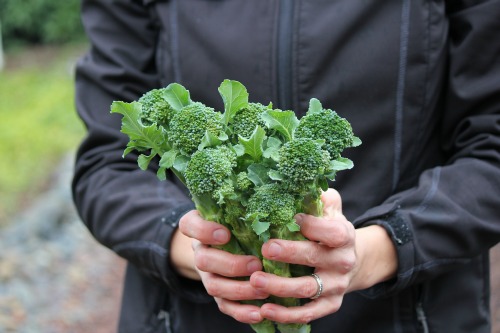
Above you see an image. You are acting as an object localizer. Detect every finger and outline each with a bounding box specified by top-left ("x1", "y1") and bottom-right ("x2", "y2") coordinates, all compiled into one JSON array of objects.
[
  {"x1": 214, "y1": 298, "x2": 264, "y2": 324},
  {"x1": 321, "y1": 188, "x2": 342, "y2": 218},
  {"x1": 199, "y1": 270, "x2": 268, "y2": 301},
  {"x1": 261, "y1": 240, "x2": 356, "y2": 273},
  {"x1": 193, "y1": 241, "x2": 262, "y2": 277},
  {"x1": 260, "y1": 297, "x2": 343, "y2": 324},
  {"x1": 179, "y1": 210, "x2": 230, "y2": 245},
  {"x1": 250, "y1": 271, "x2": 320, "y2": 299},
  {"x1": 295, "y1": 214, "x2": 355, "y2": 248}
]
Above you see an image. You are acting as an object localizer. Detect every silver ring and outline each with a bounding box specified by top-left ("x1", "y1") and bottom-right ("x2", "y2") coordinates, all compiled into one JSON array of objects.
[{"x1": 310, "y1": 273, "x2": 323, "y2": 299}]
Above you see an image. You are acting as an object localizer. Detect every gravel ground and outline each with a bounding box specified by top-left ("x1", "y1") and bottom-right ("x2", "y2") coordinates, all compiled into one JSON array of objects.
[{"x1": 0, "y1": 154, "x2": 498, "y2": 333}]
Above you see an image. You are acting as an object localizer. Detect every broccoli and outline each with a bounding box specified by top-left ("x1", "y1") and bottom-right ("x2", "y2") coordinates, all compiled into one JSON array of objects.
[
  {"x1": 111, "y1": 80, "x2": 360, "y2": 333},
  {"x1": 168, "y1": 102, "x2": 225, "y2": 155},
  {"x1": 139, "y1": 88, "x2": 177, "y2": 128},
  {"x1": 295, "y1": 99, "x2": 360, "y2": 159},
  {"x1": 230, "y1": 102, "x2": 269, "y2": 140},
  {"x1": 275, "y1": 138, "x2": 331, "y2": 216}
]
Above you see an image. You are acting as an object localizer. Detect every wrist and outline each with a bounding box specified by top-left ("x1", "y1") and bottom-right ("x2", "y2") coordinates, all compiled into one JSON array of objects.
[{"x1": 350, "y1": 225, "x2": 397, "y2": 291}]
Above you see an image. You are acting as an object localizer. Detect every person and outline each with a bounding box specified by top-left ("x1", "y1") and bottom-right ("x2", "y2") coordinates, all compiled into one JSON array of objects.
[{"x1": 72, "y1": 1, "x2": 500, "y2": 332}]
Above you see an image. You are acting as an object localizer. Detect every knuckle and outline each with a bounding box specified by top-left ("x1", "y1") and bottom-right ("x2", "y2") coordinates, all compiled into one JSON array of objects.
[
  {"x1": 204, "y1": 279, "x2": 220, "y2": 296},
  {"x1": 194, "y1": 251, "x2": 208, "y2": 271},
  {"x1": 334, "y1": 277, "x2": 349, "y2": 295},
  {"x1": 339, "y1": 253, "x2": 356, "y2": 273},
  {"x1": 298, "y1": 281, "x2": 318, "y2": 298},
  {"x1": 299, "y1": 311, "x2": 315, "y2": 324},
  {"x1": 304, "y1": 248, "x2": 321, "y2": 267},
  {"x1": 227, "y1": 259, "x2": 240, "y2": 276}
]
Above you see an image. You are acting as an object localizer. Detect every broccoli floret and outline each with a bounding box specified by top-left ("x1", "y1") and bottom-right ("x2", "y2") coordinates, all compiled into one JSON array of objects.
[
  {"x1": 276, "y1": 138, "x2": 331, "y2": 217},
  {"x1": 231, "y1": 102, "x2": 268, "y2": 139},
  {"x1": 235, "y1": 171, "x2": 253, "y2": 192},
  {"x1": 184, "y1": 145, "x2": 235, "y2": 199},
  {"x1": 138, "y1": 88, "x2": 176, "y2": 128},
  {"x1": 277, "y1": 138, "x2": 330, "y2": 187},
  {"x1": 247, "y1": 183, "x2": 296, "y2": 228},
  {"x1": 295, "y1": 107, "x2": 355, "y2": 159},
  {"x1": 168, "y1": 102, "x2": 225, "y2": 155}
]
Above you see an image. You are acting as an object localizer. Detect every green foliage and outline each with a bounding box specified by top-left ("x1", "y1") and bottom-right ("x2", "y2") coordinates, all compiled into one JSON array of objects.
[
  {"x1": 0, "y1": 0, "x2": 84, "y2": 48},
  {"x1": 0, "y1": 45, "x2": 85, "y2": 222},
  {"x1": 112, "y1": 80, "x2": 361, "y2": 333}
]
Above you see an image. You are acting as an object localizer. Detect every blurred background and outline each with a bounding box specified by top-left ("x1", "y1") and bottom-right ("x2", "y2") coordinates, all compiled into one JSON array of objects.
[
  {"x1": 0, "y1": 1, "x2": 125, "y2": 332},
  {"x1": 0, "y1": 1, "x2": 498, "y2": 332}
]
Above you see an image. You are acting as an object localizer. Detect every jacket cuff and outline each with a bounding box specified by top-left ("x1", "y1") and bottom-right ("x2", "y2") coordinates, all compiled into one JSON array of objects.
[
  {"x1": 353, "y1": 202, "x2": 416, "y2": 299},
  {"x1": 160, "y1": 202, "x2": 213, "y2": 303}
]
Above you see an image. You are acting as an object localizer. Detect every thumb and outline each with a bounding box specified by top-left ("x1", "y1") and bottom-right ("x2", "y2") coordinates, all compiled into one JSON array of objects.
[{"x1": 321, "y1": 188, "x2": 342, "y2": 218}]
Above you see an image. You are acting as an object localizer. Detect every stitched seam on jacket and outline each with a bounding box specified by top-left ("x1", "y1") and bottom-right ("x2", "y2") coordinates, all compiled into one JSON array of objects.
[
  {"x1": 113, "y1": 240, "x2": 167, "y2": 257},
  {"x1": 170, "y1": 0, "x2": 181, "y2": 83},
  {"x1": 393, "y1": 0, "x2": 411, "y2": 191},
  {"x1": 398, "y1": 257, "x2": 471, "y2": 280}
]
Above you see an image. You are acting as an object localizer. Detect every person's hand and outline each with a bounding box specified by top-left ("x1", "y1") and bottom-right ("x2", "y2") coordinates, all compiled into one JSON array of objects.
[
  {"x1": 248, "y1": 189, "x2": 397, "y2": 324},
  {"x1": 178, "y1": 210, "x2": 268, "y2": 324}
]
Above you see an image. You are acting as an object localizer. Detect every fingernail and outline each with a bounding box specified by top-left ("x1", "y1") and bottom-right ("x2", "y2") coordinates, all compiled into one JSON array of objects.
[
  {"x1": 213, "y1": 229, "x2": 229, "y2": 243},
  {"x1": 253, "y1": 275, "x2": 267, "y2": 289},
  {"x1": 295, "y1": 213, "x2": 304, "y2": 225},
  {"x1": 249, "y1": 311, "x2": 261, "y2": 322},
  {"x1": 262, "y1": 308, "x2": 275, "y2": 319},
  {"x1": 268, "y1": 242, "x2": 282, "y2": 257},
  {"x1": 247, "y1": 260, "x2": 261, "y2": 273}
]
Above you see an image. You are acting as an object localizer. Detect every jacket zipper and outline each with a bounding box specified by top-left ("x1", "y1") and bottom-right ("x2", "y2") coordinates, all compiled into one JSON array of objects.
[
  {"x1": 416, "y1": 301, "x2": 429, "y2": 333},
  {"x1": 276, "y1": 0, "x2": 295, "y2": 110}
]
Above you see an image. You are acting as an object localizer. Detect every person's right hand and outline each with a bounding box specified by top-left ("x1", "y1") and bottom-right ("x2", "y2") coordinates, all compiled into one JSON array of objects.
[{"x1": 178, "y1": 210, "x2": 268, "y2": 324}]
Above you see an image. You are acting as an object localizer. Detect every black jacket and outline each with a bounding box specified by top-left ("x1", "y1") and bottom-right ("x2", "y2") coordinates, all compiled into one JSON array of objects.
[{"x1": 73, "y1": 0, "x2": 500, "y2": 332}]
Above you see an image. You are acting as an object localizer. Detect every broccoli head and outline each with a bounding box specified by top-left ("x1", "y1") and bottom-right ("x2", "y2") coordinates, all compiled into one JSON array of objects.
[
  {"x1": 168, "y1": 102, "x2": 225, "y2": 155},
  {"x1": 138, "y1": 88, "x2": 176, "y2": 128},
  {"x1": 277, "y1": 138, "x2": 331, "y2": 188},
  {"x1": 247, "y1": 183, "x2": 296, "y2": 227},
  {"x1": 235, "y1": 171, "x2": 253, "y2": 192},
  {"x1": 230, "y1": 102, "x2": 268, "y2": 140},
  {"x1": 295, "y1": 107, "x2": 355, "y2": 159},
  {"x1": 184, "y1": 145, "x2": 236, "y2": 200}
]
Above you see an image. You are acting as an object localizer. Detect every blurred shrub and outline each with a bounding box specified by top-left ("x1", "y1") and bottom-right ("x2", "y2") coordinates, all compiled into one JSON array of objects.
[{"x1": 0, "y1": 0, "x2": 84, "y2": 48}]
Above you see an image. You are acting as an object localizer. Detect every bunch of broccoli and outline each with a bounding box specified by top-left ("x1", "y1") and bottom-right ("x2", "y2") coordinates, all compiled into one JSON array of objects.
[{"x1": 111, "y1": 80, "x2": 361, "y2": 333}]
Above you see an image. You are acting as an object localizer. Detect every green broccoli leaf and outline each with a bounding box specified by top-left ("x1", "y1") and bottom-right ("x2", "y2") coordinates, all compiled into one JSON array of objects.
[
  {"x1": 163, "y1": 83, "x2": 191, "y2": 112},
  {"x1": 330, "y1": 157, "x2": 354, "y2": 171},
  {"x1": 173, "y1": 154, "x2": 190, "y2": 173},
  {"x1": 252, "y1": 219, "x2": 271, "y2": 236},
  {"x1": 238, "y1": 126, "x2": 266, "y2": 161},
  {"x1": 232, "y1": 144, "x2": 245, "y2": 156},
  {"x1": 268, "y1": 169, "x2": 284, "y2": 181},
  {"x1": 159, "y1": 150, "x2": 178, "y2": 169},
  {"x1": 111, "y1": 101, "x2": 169, "y2": 157},
  {"x1": 261, "y1": 110, "x2": 299, "y2": 142},
  {"x1": 138, "y1": 153, "x2": 156, "y2": 170},
  {"x1": 198, "y1": 130, "x2": 228, "y2": 150},
  {"x1": 352, "y1": 136, "x2": 362, "y2": 147},
  {"x1": 247, "y1": 163, "x2": 271, "y2": 186},
  {"x1": 219, "y1": 80, "x2": 249, "y2": 125},
  {"x1": 263, "y1": 137, "x2": 282, "y2": 160},
  {"x1": 286, "y1": 221, "x2": 301, "y2": 232},
  {"x1": 307, "y1": 98, "x2": 323, "y2": 115}
]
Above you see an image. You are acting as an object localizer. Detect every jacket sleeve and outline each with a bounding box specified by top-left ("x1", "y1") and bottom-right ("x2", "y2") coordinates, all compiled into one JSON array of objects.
[
  {"x1": 354, "y1": 0, "x2": 500, "y2": 296},
  {"x1": 72, "y1": 0, "x2": 205, "y2": 301}
]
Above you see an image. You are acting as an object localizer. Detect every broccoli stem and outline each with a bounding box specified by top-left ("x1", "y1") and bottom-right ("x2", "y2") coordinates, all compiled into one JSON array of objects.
[
  {"x1": 191, "y1": 194, "x2": 244, "y2": 255},
  {"x1": 275, "y1": 323, "x2": 311, "y2": 333},
  {"x1": 249, "y1": 317, "x2": 276, "y2": 333},
  {"x1": 223, "y1": 199, "x2": 264, "y2": 258}
]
